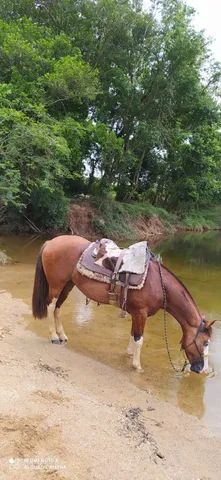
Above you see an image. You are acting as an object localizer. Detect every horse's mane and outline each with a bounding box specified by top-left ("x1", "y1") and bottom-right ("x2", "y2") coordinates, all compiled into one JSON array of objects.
[{"x1": 160, "y1": 262, "x2": 201, "y2": 316}]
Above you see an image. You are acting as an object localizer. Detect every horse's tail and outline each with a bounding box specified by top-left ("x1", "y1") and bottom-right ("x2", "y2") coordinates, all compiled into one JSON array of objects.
[{"x1": 32, "y1": 246, "x2": 49, "y2": 319}]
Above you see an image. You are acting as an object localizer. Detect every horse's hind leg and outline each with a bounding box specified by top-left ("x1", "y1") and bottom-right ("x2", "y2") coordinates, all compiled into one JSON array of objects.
[
  {"x1": 54, "y1": 280, "x2": 74, "y2": 343},
  {"x1": 48, "y1": 298, "x2": 60, "y2": 344}
]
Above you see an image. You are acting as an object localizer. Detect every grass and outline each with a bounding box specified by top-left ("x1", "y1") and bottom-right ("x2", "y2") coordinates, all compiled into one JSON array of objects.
[
  {"x1": 91, "y1": 197, "x2": 176, "y2": 240},
  {"x1": 71, "y1": 195, "x2": 221, "y2": 240},
  {"x1": 180, "y1": 205, "x2": 221, "y2": 230},
  {"x1": 123, "y1": 202, "x2": 175, "y2": 227}
]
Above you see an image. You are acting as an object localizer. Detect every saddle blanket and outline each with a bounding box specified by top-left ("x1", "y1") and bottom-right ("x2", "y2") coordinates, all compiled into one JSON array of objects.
[{"x1": 77, "y1": 239, "x2": 151, "y2": 289}]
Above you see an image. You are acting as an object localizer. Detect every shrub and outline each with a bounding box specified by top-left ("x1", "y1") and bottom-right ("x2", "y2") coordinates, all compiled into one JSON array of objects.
[{"x1": 29, "y1": 187, "x2": 69, "y2": 229}]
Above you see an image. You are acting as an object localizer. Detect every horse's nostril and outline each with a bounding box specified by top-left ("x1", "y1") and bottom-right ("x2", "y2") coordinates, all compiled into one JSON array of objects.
[{"x1": 190, "y1": 359, "x2": 204, "y2": 374}]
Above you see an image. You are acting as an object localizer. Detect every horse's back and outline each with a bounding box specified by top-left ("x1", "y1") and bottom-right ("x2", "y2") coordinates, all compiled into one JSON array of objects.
[
  {"x1": 42, "y1": 235, "x2": 90, "y2": 287},
  {"x1": 45, "y1": 235, "x2": 89, "y2": 250}
]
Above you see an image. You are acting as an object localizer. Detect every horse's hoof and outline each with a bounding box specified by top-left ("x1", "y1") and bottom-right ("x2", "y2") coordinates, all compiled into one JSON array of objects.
[
  {"x1": 138, "y1": 368, "x2": 144, "y2": 373},
  {"x1": 59, "y1": 338, "x2": 68, "y2": 344},
  {"x1": 132, "y1": 365, "x2": 144, "y2": 373},
  {"x1": 51, "y1": 338, "x2": 61, "y2": 344},
  {"x1": 58, "y1": 334, "x2": 68, "y2": 343}
]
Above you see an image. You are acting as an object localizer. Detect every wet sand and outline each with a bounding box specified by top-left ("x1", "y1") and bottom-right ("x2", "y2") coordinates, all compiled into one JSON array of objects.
[{"x1": 1, "y1": 291, "x2": 221, "y2": 480}]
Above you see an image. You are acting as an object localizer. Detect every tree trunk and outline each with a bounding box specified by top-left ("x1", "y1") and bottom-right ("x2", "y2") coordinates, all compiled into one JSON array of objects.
[
  {"x1": 126, "y1": 149, "x2": 146, "y2": 199},
  {"x1": 88, "y1": 161, "x2": 96, "y2": 191}
]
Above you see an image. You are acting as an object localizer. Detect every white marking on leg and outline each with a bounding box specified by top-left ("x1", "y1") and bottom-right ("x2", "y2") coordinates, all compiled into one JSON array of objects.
[
  {"x1": 127, "y1": 335, "x2": 135, "y2": 356},
  {"x1": 54, "y1": 307, "x2": 68, "y2": 342},
  {"x1": 48, "y1": 298, "x2": 60, "y2": 343},
  {"x1": 132, "y1": 336, "x2": 144, "y2": 371}
]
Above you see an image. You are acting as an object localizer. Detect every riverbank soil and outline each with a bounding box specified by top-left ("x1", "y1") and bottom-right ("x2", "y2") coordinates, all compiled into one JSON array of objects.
[
  {"x1": 1, "y1": 291, "x2": 221, "y2": 480},
  {"x1": 68, "y1": 202, "x2": 169, "y2": 241}
]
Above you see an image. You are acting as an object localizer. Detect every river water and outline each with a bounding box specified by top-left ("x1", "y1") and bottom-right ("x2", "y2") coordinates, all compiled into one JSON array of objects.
[{"x1": 0, "y1": 232, "x2": 221, "y2": 434}]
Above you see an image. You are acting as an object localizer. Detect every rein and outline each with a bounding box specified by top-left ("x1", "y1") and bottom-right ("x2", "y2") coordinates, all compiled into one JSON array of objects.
[{"x1": 158, "y1": 261, "x2": 188, "y2": 374}]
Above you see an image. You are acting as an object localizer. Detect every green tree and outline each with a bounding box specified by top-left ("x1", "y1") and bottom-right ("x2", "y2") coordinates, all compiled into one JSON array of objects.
[{"x1": 0, "y1": 0, "x2": 221, "y2": 230}]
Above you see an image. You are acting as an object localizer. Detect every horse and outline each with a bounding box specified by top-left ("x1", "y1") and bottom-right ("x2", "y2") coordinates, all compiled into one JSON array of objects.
[{"x1": 32, "y1": 235, "x2": 214, "y2": 373}]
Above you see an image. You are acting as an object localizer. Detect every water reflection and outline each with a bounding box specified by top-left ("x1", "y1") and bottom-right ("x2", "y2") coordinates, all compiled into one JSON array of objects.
[
  {"x1": 75, "y1": 297, "x2": 94, "y2": 326},
  {"x1": 155, "y1": 232, "x2": 221, "y2": 322},
  {"x1": 1, "y1": 232, "x2": 221, "y2": 434},
  {"x1": 177, "y1": 373, "x2": 206, "y2": 419},
  {"x1": 156, "y1": 231, "x2": 221, "y2": 268}
]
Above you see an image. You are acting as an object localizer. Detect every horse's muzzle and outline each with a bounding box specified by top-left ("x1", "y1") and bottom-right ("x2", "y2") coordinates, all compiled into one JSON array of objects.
[{"x1": 190, "y1": 358, "x2": 204, "y2": 374}]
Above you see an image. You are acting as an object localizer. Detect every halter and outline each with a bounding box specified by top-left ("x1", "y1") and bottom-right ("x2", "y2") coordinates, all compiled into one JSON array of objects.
[
  {"x1": 158, "y1": 260, "x2": 205, "y2": 374},
  {"x1": 184, "y1": 319, "x2": 206, "y2": 358}
]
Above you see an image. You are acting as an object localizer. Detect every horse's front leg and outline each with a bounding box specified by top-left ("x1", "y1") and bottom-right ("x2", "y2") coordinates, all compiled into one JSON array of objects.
[{"x1": 130, "y1": 310, "x2": 147, "y2": 372}]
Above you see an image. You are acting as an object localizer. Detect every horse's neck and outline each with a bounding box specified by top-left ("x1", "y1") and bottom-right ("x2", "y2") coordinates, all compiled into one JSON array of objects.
[{"x1": 163, "y1": 266, "x2": 201, "y2": 334}]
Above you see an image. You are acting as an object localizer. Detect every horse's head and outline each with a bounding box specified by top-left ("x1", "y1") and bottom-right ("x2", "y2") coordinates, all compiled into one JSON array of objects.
[{"x1": 183, "y1": 319, "x2": 215, "y2": 373}]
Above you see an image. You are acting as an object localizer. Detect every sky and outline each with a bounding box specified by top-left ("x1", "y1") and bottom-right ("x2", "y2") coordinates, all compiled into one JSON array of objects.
[
  {"x1": 187, "y1": 0, "x2": 221, "y2": 61},
  {"x1": 143, "y1": 0, "x2": 221, "y2": 62}
]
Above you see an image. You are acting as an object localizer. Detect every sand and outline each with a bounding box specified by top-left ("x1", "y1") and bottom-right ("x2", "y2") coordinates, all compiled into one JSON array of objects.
[{"x1": 0, "y1": 291, "x2": 221, "y2": 480}]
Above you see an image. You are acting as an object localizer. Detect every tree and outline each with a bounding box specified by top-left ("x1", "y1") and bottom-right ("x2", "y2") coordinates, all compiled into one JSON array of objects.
[{"x1": 0, "y1": 0, "x2": 221, "y2": 230}]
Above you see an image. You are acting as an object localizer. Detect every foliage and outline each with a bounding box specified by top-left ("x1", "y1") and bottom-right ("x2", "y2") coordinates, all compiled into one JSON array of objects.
[
  {"x1": 92, "y1": 196, "x2": 175, "y2": 240},
  {"x1": 181, "y1": 206, "x2": 221, "y2": 230},
  {"x1": 0, "y1": 0, "x2": 221, "y2": 230},
  {"x1": 30, "y1": 187, "x2": 69, "y2": 229}
]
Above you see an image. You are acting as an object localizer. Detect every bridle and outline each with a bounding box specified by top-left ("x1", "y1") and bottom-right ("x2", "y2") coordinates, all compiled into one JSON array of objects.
[
  {"x1": 184, "y1": 319, "x2": 207, "y2": 358},
  {"x1": 157, "y1": 260, "x2": 205, "y2": 374}
]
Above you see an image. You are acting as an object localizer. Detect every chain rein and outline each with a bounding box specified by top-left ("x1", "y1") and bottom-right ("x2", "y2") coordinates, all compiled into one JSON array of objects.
[{"x1": 158, "y1": 260, "x2": 188, "y2": 374}]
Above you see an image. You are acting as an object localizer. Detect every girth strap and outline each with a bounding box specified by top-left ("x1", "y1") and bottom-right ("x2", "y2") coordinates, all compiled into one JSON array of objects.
[
  {"x1": 120, "y1": 272, "x2": 130, "y2": 317},
  {"x1": 109, "y1": 250, "x2": 129, "y2": 313},
  {"x1": 111, "y1": 250, "x2": 126, "y2": 282}
]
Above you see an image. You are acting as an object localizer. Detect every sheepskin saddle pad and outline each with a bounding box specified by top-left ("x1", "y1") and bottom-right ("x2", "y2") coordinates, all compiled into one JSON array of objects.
[{"x1": 77, "y1": 238, "x2": 152, "y2": 289}]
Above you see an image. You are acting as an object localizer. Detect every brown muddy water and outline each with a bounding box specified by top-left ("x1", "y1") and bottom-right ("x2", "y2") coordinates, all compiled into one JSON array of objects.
[{"x1": 1, "y1": 232, "x2": 221, "y2": 434}]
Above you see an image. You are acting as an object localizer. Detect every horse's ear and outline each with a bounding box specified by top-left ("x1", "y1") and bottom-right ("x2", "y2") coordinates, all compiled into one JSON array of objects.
[
  {"x1": 204, "y1": 320, "x2": 216, "y2": 333},
  {"x1": 206, "y1": 320, "x2": 216, "y2": 328}
]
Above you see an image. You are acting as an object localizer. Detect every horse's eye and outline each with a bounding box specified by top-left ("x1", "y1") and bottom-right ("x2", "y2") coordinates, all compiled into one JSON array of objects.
[{"x1": 204, "y1": 340, "x2": 209, "y2": 347}]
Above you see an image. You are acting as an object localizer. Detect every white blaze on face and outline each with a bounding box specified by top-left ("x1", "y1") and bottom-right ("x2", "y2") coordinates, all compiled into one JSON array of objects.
[
  {"x1": 201, "y1": 340, "x2": 210, "y2": 373},
  {"x1": 204, "y1": 341, "x2": 210, "y2": 357},
  {"x1": 203, "y1": 355, "x2": 209, "y2": 373}
]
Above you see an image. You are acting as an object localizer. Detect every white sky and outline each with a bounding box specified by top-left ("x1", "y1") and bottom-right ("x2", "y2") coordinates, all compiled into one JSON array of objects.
[
  {"x1": 143, "y1": 0, "x2": 221, "y2": 62},
  {"x1": 187, "y1": 0, "x2": 221, "y2": 61}
]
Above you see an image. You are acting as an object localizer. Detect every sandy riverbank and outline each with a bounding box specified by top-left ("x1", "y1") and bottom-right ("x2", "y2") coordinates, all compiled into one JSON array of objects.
[{"x1": 0, "y1": 291, "x2": 221, "y2": 480}]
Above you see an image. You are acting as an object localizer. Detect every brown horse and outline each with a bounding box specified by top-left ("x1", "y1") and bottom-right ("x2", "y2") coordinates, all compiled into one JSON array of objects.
[{"x1": 32, "y1": 235, "x2": 213, "y2": 373}]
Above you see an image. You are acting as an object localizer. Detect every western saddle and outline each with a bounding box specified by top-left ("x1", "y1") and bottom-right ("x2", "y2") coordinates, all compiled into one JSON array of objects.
[{"x1": 77, "y1": 238, "x2": 152, "y2": 314}]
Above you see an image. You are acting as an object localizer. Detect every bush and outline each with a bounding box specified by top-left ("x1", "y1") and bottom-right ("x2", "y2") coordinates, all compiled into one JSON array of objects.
[
  {"x1": 91, "y1": 197, "x2": 174, "y2": 240},
  {"x1": 29, "y1": 187, "x2": 69, "y2": 229}
]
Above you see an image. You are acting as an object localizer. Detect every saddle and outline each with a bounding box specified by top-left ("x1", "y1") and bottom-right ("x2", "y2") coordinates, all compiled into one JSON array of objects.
[{"x1": 77, "y1": 239, "x2": 152, "y2": 313}]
